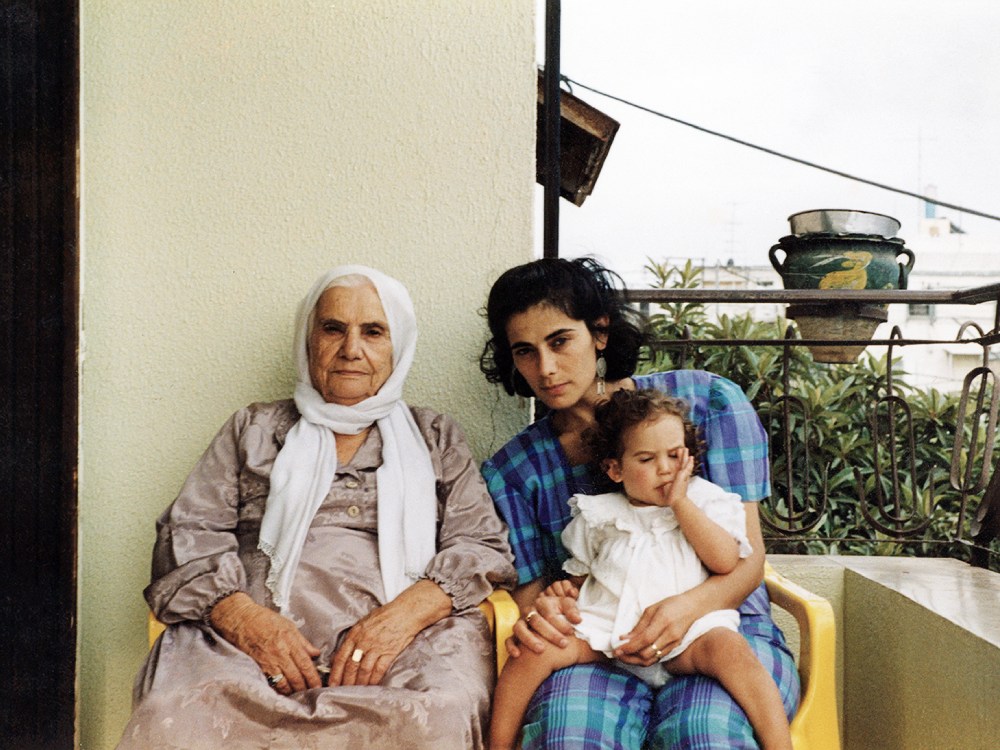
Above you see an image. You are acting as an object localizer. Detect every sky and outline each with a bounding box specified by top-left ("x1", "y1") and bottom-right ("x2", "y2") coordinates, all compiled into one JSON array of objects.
[{"x1": 537, "y1": 0, "x2": 1000, "y2": 284}]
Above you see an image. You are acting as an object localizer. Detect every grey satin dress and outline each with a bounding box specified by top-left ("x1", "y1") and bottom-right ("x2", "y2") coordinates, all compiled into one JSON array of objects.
[{"x1": 117, "y1": 400, "x2": 516, "y2": 750}]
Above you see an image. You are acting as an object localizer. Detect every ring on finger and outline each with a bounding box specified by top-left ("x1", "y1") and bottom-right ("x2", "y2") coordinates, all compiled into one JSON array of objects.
[
  {"x1": 266, "y1": 673, "x2": 286, "y2": 688},
  {"x1": 351, "y1": 648, "x2": 364, "y2": 663},
  {"x1": 524, "y1": 611, "x2": 538, "y2": 626},
  {"x1": 651, "y1": 642, "x2": 663, "y2": 659}
]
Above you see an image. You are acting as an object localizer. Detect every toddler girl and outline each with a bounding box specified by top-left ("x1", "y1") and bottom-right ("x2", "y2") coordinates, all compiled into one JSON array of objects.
[{"x1": 489, "y1": 388, "x2": 792, "y2": 750}]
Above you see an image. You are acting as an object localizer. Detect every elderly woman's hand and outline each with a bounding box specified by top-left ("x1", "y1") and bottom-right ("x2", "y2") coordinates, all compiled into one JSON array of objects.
[
  {"x1": 210, "y1": 592, "x2": 322, "y2": 695},
  {"x1": 328, "y1": 579, "x2": 452, "y2": 687}
]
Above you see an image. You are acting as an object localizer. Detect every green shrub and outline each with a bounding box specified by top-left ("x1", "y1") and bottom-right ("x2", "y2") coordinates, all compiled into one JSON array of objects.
[{"x1": 637, "y1": 259, "x2": 999, "y2": 569}]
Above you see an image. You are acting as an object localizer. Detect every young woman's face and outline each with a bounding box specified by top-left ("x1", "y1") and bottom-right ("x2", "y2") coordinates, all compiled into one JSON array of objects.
[
  {"x1": 606, "y1": 414, "x2": 686, "y2": 507},
  {"x1": 504, "y1": 303, "x2": 608, "y2": 411}
]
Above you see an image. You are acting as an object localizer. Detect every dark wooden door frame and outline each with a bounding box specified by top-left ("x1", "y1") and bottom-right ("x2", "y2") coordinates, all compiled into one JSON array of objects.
[{"x1": 1, "y1": 2, "x2": 79, "y2": 747}]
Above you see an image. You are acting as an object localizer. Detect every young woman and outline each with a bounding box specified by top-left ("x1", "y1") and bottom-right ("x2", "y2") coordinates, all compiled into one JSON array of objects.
[{"x1": 480, "y1": 257, "x2": 799, "y2": 749}]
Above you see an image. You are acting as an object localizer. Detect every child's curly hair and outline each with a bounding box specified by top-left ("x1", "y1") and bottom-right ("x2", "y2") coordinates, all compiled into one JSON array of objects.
[{"x1": 586, "y1": 388, "x2": 704, "y2": 475}]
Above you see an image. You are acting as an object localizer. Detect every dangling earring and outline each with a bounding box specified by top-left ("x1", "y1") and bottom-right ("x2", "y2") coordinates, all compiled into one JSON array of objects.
[{"x1": 595, "y1": 351, "x2": 607, "y2": 396}]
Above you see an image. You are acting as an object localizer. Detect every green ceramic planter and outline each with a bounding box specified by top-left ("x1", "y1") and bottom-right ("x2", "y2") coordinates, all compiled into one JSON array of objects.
[
  {"x1": 769, "y1": 235, "x2": 915, "y2": 291},
  {"x1": 769, "y1": 234, "x2": 915, "y2": 363}
]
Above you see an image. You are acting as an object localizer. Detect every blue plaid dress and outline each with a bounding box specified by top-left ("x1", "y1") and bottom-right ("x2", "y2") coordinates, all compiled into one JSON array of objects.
[{"x1": 482, "y1": 370, "x2": 800, "y2": 749}]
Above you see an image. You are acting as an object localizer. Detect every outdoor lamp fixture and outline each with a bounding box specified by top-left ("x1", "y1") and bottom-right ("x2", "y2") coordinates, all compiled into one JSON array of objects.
[{"x1": 535, "y1": 69, "x2": 619, "y2": 207}]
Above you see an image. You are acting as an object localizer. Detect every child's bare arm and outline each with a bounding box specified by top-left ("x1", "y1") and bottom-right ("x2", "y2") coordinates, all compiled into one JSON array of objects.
[{"x1": 669, "y1": 449, "x2": 740, "y2": 574}]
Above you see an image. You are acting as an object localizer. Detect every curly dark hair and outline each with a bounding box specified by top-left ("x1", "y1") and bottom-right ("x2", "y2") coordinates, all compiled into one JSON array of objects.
[
  {"x1": 586, "y1": 388, "x2": 704, "y2": 475},
  {"x1": 479, "y1": 257, "x2": 650, "y2": 398}
]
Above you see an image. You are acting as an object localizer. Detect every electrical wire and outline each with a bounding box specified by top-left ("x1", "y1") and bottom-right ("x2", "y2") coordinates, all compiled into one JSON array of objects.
[{"x1": 562, "y1": 74, "x2": 1000, "y2": 224}]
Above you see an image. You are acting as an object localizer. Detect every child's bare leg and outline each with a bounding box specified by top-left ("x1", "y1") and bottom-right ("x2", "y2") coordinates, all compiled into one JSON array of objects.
[
  {"x1": 666, "y1": 628, "x2": 792, "y2": 750},
  {"x1": 490, "y1": 636, "x2": 605, "y2": 750}
]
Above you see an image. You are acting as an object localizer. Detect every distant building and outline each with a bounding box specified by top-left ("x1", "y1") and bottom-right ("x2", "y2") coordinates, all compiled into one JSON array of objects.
[{"x1": 888, "y1": 217, "x2": 999, "y2": 391}]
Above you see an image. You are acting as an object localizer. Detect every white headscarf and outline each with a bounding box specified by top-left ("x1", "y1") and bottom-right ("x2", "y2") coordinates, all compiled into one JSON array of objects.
[{"x1": 259, "y1": 265, "x2": 438, "y2": 611}]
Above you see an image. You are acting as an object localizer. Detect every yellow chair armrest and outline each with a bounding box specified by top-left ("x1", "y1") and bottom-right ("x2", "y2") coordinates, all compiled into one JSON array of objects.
[
  {"x1": 764, "y1": 562, "x2": 840, "y2": 750},
  {"x1": 479, "y1": 589, "x2": 518, "y2": 672},
  {"x1": 148, "y1": 610, "x2": 166, "y2": 648}
]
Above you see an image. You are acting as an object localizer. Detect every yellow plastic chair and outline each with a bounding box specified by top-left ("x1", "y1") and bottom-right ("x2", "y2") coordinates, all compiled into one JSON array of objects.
[
  {"x1": 763, "y1": 563, "x2": 840, "y2": 750},
  {"x1": 149, "y1": 574, "x2": 837, "y2": 750},
  {"x1": 477, "y1": 589, "x2": 521, "y2": 673},
  {"x1": 488, "y1": 567, "x2": 840, "y2": 750}
]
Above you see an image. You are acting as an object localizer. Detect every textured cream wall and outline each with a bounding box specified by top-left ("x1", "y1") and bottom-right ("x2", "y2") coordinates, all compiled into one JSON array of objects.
[{"x1": 80, "y1": 1, "x2": 534, "y2": 747}]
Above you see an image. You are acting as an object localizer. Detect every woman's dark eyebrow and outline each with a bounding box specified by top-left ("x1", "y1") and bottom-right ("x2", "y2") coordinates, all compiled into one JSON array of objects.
[
  {"x1": 544, "y1": 328, "x2": 575, "y2": 342},
  {"x1": 509, "y1": 327, "x2": 575, "y2": 350}
]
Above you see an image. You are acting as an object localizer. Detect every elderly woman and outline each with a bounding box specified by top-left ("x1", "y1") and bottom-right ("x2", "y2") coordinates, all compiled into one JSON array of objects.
[{"x1": 117, "y1": 266, "x2": 516, "y2": 749}]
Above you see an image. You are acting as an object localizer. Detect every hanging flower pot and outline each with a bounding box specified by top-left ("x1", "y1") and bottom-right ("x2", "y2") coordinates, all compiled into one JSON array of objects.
[
  {"x1": 783, "y1": 302, "x2": 888, "y2": 364},
  {"x1": 769, "y1": 213, "x2": 915, "y2": 363}
]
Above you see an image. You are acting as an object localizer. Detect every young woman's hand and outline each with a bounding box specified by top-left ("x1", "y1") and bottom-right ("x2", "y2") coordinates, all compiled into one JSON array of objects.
[
  {"x1": 612, "y1": 591, "x2": 699, "y2": 667},
  {"x1": 506, "y1": 588, "x2": 581, "y2": 658}
]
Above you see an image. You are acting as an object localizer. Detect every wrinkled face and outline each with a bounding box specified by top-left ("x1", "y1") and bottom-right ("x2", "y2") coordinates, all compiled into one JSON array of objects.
[
  {"x1": 308, "y1": 283, "x2": 394, "y2": 406},
  {"x1": 606, "y1": 414, "x2": 686, "y2": 507},
  {"x1": 504, "y1": 303, "x2": 608, "y2": 412}
]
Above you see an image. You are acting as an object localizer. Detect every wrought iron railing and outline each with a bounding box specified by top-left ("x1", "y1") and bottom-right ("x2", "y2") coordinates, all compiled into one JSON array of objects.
[{"x1": 627, "y1": 284, "x2": 1000, "y2": 570}]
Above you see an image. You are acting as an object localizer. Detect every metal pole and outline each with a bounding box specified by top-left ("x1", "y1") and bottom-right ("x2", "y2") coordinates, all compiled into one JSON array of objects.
[{"x1": 543, "y1": 0, "x2": 561, "y2": 259}]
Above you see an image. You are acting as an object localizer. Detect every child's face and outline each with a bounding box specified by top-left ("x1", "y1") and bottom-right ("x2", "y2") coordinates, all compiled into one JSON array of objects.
[{"x1": 605, "y1": 414, "x2": 686, "y2": 507}]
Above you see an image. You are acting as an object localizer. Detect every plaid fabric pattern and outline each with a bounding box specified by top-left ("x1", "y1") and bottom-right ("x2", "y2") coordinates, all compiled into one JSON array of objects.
[
  {"x1": 520, "y1": 610, "x2": 800, "y2": 750},
  {"x1": 482, "y1": 417, "x2": 597, "y2": 585},
  {"x1": 482, "y1": 370, "x2": 772, "y2": 589},
  {"x1": 648, "y1": 612, "x2": 801, "y2": 749},
  {"x1": 658, "y1": 370, "x2": 771, "y2": 503},
  {"x1": 482, "y1": 370, "x2": 798, "y2": 747}
]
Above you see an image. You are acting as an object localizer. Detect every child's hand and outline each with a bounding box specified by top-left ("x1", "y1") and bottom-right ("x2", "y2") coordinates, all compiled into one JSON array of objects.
[
  {"x1": 542, "y1": 579, "x2": 579, "y2": 600},
  {"x1": 667, "y1": 447, "x2": 695, "y2": 507}
]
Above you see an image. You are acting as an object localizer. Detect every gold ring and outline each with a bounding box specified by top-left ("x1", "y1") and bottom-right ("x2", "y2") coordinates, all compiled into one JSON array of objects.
[
  {"x1": 524, "y1": 611, "x2": 538, "y2": 625},
  {"x1": 653, "y1": 648, "x2": 663, "y2": 659},
  {"x1": 351, "y1": 648, "x2": 364, "y2": 663}
]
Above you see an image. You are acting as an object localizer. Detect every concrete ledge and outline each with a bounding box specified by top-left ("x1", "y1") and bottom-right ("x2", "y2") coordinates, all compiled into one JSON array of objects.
[
  {"x1": 835, "y1": 556, "x2": 1000, "y2": 648},
  {"x1": 767, "y1": 555, "x2": 1000, "y2": 750}
]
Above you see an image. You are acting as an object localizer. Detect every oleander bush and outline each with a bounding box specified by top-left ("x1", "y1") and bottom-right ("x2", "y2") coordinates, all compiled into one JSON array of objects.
[{"x1": 637, "y1": 259, "x2": 999, "y2": 569}]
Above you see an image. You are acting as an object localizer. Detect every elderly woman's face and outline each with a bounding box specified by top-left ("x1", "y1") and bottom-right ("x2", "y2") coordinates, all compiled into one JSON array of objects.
[{"x1": 308, "y1": 283, "x2": 394, "y2": 405}]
